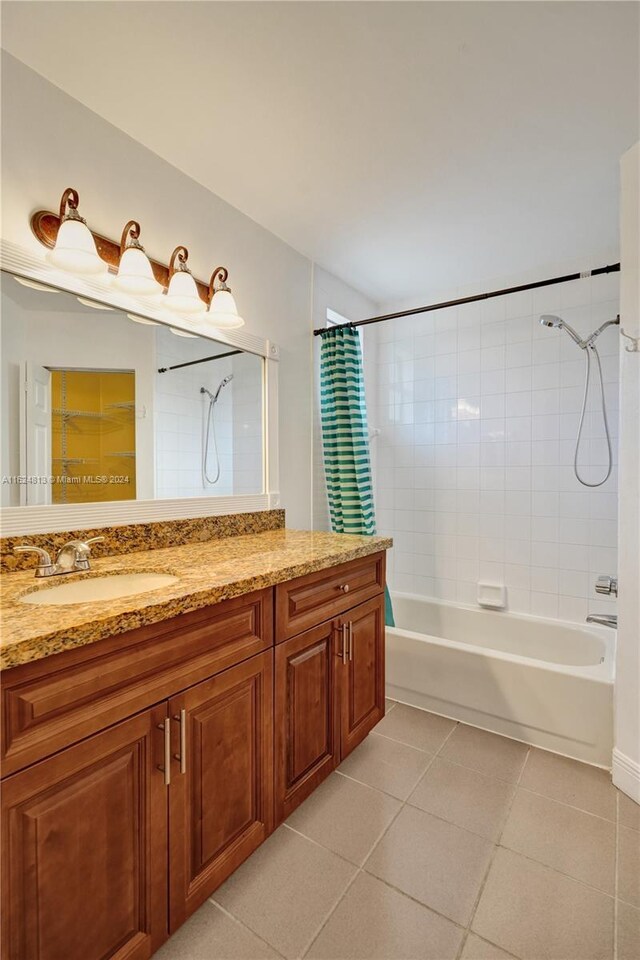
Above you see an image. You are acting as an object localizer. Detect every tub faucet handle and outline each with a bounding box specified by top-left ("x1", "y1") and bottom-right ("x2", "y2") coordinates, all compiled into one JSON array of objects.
[{"x1": 595, "y1": 575, "x2": 618, "y2": 597}]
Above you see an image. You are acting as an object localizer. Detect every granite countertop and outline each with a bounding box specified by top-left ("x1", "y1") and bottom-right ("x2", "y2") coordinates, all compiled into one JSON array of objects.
[{"x1": 0, "y1": 529, "x2": 391, "y2": 670}]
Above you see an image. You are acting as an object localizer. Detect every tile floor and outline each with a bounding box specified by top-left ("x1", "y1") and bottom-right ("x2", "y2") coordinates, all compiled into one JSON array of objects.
[{"x1": 155, "y1": 701, "x2": 640, "y2": 960}]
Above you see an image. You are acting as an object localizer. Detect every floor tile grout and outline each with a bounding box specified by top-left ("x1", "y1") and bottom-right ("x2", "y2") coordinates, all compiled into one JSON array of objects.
[
  {"x1": 194, "y1": 703, "x2": 636, "y2": 960},
  {"x1": 456, "y1": 746, "x2": 530, "y2": 960},
  {"x1": 206, "y1": 896, "x2": 288, "y2": 959}
]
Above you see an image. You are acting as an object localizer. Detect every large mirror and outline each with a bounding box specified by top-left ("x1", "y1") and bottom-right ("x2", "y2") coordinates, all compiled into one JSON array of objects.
[{"x1": 1, "y1": 274, "x2": 265, "y2": 507}]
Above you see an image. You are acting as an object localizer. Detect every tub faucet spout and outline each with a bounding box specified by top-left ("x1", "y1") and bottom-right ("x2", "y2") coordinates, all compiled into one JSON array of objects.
[{"x1": 586, "y1": 614, "x2": 617, "y2": 629}]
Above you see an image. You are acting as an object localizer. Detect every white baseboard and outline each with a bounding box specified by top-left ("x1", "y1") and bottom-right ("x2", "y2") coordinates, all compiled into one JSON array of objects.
[{"x1": 612, "y1": 748, "x2": 640, "y2": 803}]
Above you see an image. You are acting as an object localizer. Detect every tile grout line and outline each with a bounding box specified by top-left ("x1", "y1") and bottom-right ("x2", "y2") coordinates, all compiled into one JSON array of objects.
[
  {"x1": 206, "y1": 896, "x2": 288, "y2": 959},
  {"x1": 455, "y1": 746, "x2": 531, "y2": 960},
  {"x1": 300, "y1": 722, "x2": 462, "y2": 959}
]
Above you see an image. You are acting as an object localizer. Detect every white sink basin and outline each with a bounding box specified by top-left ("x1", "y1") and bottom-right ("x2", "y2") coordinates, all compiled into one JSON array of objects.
[{"x1": 19, "y1": 573, "x2": 179, "y2": 606}]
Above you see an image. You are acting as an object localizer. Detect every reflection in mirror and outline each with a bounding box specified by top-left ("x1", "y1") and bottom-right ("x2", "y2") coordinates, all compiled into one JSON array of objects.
[{"x1": 1, "y1": 275, "x2": 264, "y2": 507}]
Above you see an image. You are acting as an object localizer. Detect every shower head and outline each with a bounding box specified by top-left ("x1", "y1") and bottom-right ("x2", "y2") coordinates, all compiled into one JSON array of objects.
[
  {"x1": 539, "y1": 314, "x2": 583, "y2": 347},
  {"x1": 201, "y1": 374, "x2": 234, "y2": 404}
]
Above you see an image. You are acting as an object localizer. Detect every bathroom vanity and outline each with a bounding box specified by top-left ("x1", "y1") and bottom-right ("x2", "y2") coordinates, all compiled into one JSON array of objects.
[{"x1": 0, "y1": 528, "x2": 389, "y2": 960}]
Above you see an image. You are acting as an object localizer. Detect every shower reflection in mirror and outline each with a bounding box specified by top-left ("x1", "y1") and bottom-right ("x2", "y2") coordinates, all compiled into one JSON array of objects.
[{"x1": 1, "y1": 276, "x2": 264, "y2": 506}]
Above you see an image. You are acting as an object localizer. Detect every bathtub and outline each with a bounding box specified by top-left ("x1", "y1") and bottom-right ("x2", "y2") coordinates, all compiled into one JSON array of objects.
[{"x1": 386, "y1": 593, "x2": 615, "y2": 767}]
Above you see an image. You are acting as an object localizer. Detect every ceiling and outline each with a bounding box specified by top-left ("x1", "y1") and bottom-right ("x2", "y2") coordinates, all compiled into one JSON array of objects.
[{"x1": 2, "y1": 2, "x2": 638, "y2": 304}]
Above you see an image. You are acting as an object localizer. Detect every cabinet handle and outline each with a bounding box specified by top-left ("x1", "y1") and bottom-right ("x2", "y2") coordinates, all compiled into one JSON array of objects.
[
  {"x1": 348, "y1": 621, "x2": 354, "y2": 661},
  {"x1": 157, "y1": 718, "x2": 171, "y2": 786},
  {"x1": 173, "y1": 709, "x2": 187, "y2": 774},
  {"x1": 341, "y1": 623, "x2": 348, "y2": 664},
  {"x1": 339, "y1": 583, "x2": 350, "y2": 593}
]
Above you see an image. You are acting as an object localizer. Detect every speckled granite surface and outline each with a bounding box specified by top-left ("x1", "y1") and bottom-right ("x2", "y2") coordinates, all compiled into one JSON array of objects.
[
  {"x1": 0, "y1": 529, "x2": 391, "y2": 670},
  {"x1": 1, "y1": 509, "x2": 285, "y2": 573}
]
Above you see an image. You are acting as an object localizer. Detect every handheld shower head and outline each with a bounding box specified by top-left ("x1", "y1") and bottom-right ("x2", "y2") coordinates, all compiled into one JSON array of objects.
[
  {"x1": 201, "y1": 374, "x2": 234, "y2": 404},
  {"x1": 539, "y1": 314, "x2": 583, "y2": 347}
]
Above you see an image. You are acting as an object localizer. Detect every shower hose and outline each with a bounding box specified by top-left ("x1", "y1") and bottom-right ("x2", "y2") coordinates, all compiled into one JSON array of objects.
[
  {"x1": 574, "y1": 344, "x2": 612, "y2": 488},
  {"x1": 203, "y1": 395, "x2": 221, "y2": 485}
]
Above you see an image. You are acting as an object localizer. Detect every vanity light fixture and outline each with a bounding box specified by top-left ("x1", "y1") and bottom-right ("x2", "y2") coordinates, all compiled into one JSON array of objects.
[
  {"x1": 46, "y1": 188, "x2": 108, "y2": 276},
  {"x1": 164, "y1": 246, "x2": 206, "y2": 315},
  {"x1": 113, "y1": 221, "x2": 163, "y2": 296},
  {"x1": 207, "y1": 267, "x2": 245, "y2": 329}
]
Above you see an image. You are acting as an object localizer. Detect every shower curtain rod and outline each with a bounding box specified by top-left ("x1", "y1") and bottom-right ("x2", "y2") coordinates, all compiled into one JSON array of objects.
[
  {"x1": 313, "y1": 263, "x2": 620, "y2": 336},
  {"x1": 158, "y1": 348, "x2": 242, "y2": 374}
]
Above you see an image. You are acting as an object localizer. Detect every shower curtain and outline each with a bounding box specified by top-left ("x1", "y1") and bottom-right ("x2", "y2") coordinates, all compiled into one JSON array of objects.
[{"x1": 319, "y1": 325, "x2": 394, "y2": 626}]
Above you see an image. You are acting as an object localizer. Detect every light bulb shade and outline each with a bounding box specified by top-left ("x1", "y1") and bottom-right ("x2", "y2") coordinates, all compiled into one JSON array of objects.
[
  {"x1": 208, "y1": 288, "x2": 244, "y2": 329},
  {"x1": 46, "y1": 218, "x2": 107, "y2": 275},
  {"x1": 127, "y1": 313, "x2": 160, "y2": 326},
  {"x1": 113, "y1": 246, "x2": 162, "y2": 296},
  {"x1": 165, "y1": 270, "x2": 206, "y2": 314}
]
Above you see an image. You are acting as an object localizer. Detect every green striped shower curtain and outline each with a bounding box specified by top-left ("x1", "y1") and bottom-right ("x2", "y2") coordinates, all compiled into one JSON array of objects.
[{"x1": 319, "y1": 325, "x2": 394, "y2": 626}]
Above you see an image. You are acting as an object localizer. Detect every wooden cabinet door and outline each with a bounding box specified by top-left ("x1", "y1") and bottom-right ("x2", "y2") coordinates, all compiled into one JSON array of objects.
[
  {"x1": 274, "y1": 620, "x2": 341, "y2": 823},
  {"x1": 1, "y1": 705, "x2": 168, "y2": 960},
  {"x1": 168, "y1": 651, "x2": 273, "y2": 930},
  {"x1": 339, "y1": 595, "x2": 385, "y2": 759}
]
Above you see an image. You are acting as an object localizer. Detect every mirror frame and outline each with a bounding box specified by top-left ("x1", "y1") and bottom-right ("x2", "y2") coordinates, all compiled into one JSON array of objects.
[{"x1": 0, "y1": 238, "x2": 280, "y2": 536}]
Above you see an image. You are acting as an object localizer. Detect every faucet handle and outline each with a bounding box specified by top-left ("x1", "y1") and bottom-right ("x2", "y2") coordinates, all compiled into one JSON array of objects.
[
  {"x1": 13, "y1": 545, "x2": 54, "y2": 576},
  {"x1": 595, "y1": 575, "x2": 618, "y2": 597}
]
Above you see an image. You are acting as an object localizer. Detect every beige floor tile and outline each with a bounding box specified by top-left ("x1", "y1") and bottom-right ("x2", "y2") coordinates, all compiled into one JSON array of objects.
[
  {"x1": 461, "y1": 933, "x2": 518, "y2": 960},
  {"x1": 213, "y1": 826, "x2": 356, "y2": 959},
  {"x1": 519, "y1": 749, "x2": 616, "y2": 820},
  {"x1": 384, "y1": 698, "x2": 397, "y2": 713},
  {"x1": 618, "y1": 791, "x2": 640, "y2": 832},
  {"x1": 364, "y1": 804, "x2": 494, "y2": 925},
  {"x1": 618, "y1": 825, "x2": 640, "y2": 908},
  {"x1": 337, "y1": 732, "x2": 432, "y2": 800},
  {"x1": 616, "y1": 901, "x2": 640, "y2": 960},
  {"x1": 305, "y1": 872, "x2": 462, "y2": 960},
  {"x1": 472, "y1": 848, "x2": 614, "y2": 960},
  {"x1": 501, "y1": 789, "x2": 615, "y2": 894},
  {"x1": 286, "y1": 772, "x2": 401, "y2": 865},
  {"x1": 373, "y1": 703, "x2": 456, "y2": 753},
  {"x1": 153, "y1": 901, "x2": 281, "y2": 960},
  {"x1": 409, "y1": 757, "x2": 515, "y2": 840},
  {"x1": 439, "y1": 724, "x2": 528, "y2": 783}
]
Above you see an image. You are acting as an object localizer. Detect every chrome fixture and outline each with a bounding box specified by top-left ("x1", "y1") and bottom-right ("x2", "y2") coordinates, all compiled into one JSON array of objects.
[
  {"x1": 586, "y1": 614, "x2": 617, "y2": 629},
  {"x1": 201, "y1": 375, "x2": 234, "y2": 485},
  {"x1": 538, "y1": 313, "x2": 620, "y2": 488},
  {"x1": 14, "y1": 536, "x2": 104, "y2": 578},
  {"x1": 595, "y1": 575, "x2": 618, "y2": 597}
]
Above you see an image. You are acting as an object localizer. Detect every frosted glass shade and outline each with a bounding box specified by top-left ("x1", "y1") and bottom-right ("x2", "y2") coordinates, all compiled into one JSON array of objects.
[
  {"x1": 165, "y1": 270, "x2": 206, "y2": 314},
  {"x1": 208, "y1": 288, "x2": 244, "y2": 329},
  {"x1": 113, "y1": 246, "x2": 162, "y2": 296},
  {"x1": 46, "y1": 218, "x2": 107, "y2": 275}
]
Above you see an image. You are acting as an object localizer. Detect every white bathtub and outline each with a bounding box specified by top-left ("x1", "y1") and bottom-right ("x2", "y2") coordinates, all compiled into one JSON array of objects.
[{"x1": 386, "y1": 593, "x2": 615, "y2": 767}]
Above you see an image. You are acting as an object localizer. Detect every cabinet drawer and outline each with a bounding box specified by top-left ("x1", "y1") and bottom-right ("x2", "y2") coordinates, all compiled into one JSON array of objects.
[
  {"x1": 275, "y1": 552, "x2": 385, "y2": 641},
  {"x1": 1, "y1": 588, "x2": 272, "y2": 777}
]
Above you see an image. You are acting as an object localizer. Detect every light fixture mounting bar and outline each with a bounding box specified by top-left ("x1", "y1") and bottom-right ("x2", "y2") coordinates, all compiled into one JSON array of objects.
[{"x1": 30, "y1": 208, "x2": 216, "y2": 305}]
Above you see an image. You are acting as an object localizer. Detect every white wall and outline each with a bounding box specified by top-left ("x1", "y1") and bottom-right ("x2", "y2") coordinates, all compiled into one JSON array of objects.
[
  {"x1": 614, "y1": 143, "x2": 640, "y2": 801},
  {"x1": 369, "y1": 266, "x2": 620, "y2": 625}
]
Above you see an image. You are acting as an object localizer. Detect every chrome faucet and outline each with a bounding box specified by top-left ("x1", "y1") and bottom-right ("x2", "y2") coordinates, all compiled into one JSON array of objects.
[
  {"x1": 14, "y1": 537, "x2": 104, "y2": 578},
  {"x1": 586, "y1": 614, "x2": 617, "y2": 629}
]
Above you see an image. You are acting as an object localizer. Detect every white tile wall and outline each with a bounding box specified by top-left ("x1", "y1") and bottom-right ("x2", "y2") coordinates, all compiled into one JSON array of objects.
[{"x1": 369, "y1": 272, "x2": 619, "y2": 623}]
